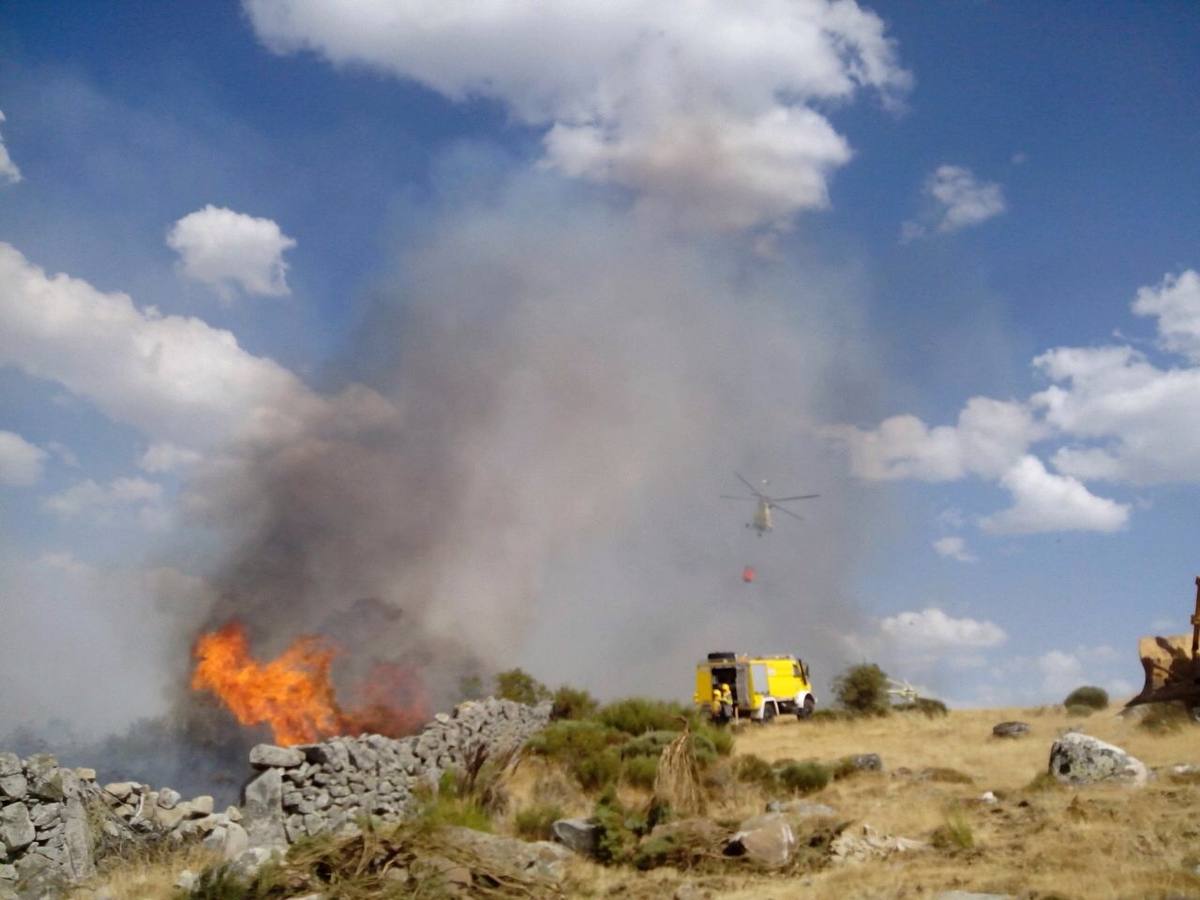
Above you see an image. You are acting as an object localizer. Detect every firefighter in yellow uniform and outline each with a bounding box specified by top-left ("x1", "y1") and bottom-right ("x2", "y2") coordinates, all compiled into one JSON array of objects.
[{"x1": 719, "y1": 683, "x2": 734, "y2": 722}]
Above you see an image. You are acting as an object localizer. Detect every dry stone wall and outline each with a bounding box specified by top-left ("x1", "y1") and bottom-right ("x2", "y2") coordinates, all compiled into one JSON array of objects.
[
  {"x1": 0, "y1": 752, "x2": 96, "y2": 895},
  {"x1": 244, "y1": 697, "x2": 552, "y2": 847},
  {"x1": 1, "y1": 698, "x2": 551, "y2": 895}
]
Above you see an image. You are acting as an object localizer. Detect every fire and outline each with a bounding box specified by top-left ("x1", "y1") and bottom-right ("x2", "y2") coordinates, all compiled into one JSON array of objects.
[{"x1": 191, "y1": 621, "x2": 429, "y2": 745}]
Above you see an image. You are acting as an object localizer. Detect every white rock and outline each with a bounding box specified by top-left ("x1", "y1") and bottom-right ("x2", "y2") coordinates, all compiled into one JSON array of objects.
[{"x1": 1048, "y1": 733, "x2": 1148, "y2": 786}]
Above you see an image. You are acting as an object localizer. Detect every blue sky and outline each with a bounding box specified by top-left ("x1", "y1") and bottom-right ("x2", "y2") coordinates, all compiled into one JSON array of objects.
[{"x1": 1, "y1": 1, "x2": 1199, "y2": 731}]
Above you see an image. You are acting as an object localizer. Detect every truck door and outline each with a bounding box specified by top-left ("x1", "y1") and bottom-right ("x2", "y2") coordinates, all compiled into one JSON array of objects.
[{"x1": 751, "y1": 663, "x2": 769, "y2": 702}]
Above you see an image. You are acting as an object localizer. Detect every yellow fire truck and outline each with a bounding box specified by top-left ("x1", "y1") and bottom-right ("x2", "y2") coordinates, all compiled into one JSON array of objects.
[{"x1": 694, "y1": 651, "x2": 816, "y2": 722}]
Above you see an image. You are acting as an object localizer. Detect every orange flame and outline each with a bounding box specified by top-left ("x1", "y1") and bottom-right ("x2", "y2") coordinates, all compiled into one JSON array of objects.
[{"x1": 191, "y1": 621, "x2": 429, "y2": 746}]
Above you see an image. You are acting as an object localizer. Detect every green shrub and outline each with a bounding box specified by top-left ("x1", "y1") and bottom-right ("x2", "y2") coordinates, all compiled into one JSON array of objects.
[
  {"x1": 527, "y1": 719, "x2": 624, "y2": 791},
  {"x1": 573, "y1": 749, "x2": 621, "y2": 791},
  {"x1": 591, "y1": 788, "x2": 645, "y2": 864},
  {"x1": 527, "y1": 720, "x2": 622, "y2": 757},
  {"x1": 692, "y1": 722, "x2": 733, "y2": 757},
  {"x1": 513, "y1": 803, "x2": 563, "y2": 841},
  {"x1": 833, "y1": 663, "x2": 890, "y2": 715},
  {"x1": 733, "y1": 754, "x2": 778, "y2": 792},
  {"x1": 410, "y1": 772, "x2": 494, "y2": 832},
  {"x1": 1063, "y1": 686, "x2": 1109, "y2": 710},
  {"x1": 494, "y1": 668, "x2": 551, "y2": 705},
  {"x1": 598, "y1": 698, "x2": 692, "y2": 735},
  {"x1": 622, "y1": 755, "x2": 659, "y2": 789},
  {"x1": 777, "y1": 761, "x2": 831, "y2": 795},
  {"x1": 551, "y1": 685, "x2": 599, "y2": 720},
  {"x1": 1065, "y1": 704, "x2": 1093, "y2": 718},
  {"x1": 620, "y1": 730, "x2": 677, "y2": 759}
]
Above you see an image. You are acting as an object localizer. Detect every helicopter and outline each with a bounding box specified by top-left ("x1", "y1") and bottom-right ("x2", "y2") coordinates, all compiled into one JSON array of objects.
[{"x1": 721, "y1": 473, "x2": 819, "y2": 536}]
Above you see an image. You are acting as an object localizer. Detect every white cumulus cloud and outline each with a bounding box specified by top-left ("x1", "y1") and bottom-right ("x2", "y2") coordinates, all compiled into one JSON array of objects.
[
  {"x1": 880, "y1": 607, "x2": 1006, "y2": 649},
  {"x1": 1035, "y1": 343, "x2": 1200, "y2": 484},
  {"x1": 242, "y1": 0, "x2": 911, "y2": 232},
  {"x1": 932, "y1": 536, "x2": 976, "y2": 562},
  {"x1": 1131, "y1": 269, "x2": 1200, "y2": 364},
  {"x1": 0, "y1": 111, "x2": 21, "y2": 185},
  {"x1": 0, "y1": 430, "x2": 47, "y2": 485},
  {"x1": 824, "y1": 397, "x2": 1041, "y2": 482},
  {"x1": 902, "y1": 164, "x2": 1005, "y2": 240},
  {"x1": 0, "y1": 242, "x2": 322, "y2": 451},
  {"x1": 981, "y1": 455, "x2": 1129, "y2": 534},
  {"x1": 167, "y1": 205, "x2": 296, "y2": 298}
]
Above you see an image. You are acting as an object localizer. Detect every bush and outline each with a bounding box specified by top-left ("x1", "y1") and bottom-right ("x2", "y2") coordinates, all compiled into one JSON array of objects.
[
  {"x1": 1063, "y1": 686, "x2": 1109, "y2": 710},
  {"x1": 598, "y1": 698, "x2": 691, "y2": 735},
  {"x1": 1065, "y1": 704, "x2": 1093, "y2": 718},
  {"x1": 620, "y1": 730, "x2": 677, "y2": 759},
  {"x1": 495, "y1": 668, "x2": 550, "y2": 705},
  {"x1": 410, "y1": 772, "x2": 493, "y2": 832},
  {"x1": 834, "y1": 663, "x2": 890, "y2": 715},
  {"x1": 527, "y1": 720, "x2": 624, "y2": 791},
  {"x1": 692, "y1": 722, "x2": 733, "y2": 758},
  {"x1": 551, "y1": 685, "x2": 599, "y2": 721},
  {"x1": 897, "y1": 697, "x2": 949, "y2": 718},
  {"x1": 777, "y1": 761, "x2": 831, "y2": 795},
  {"x1": 622, "y1": 755, "x2": 659, "y2": 789},
  {"x1": 591, "y1": 788, "x2": 645, "y2": 864},
  {"x1": 513, "y1": 803, "x2": 563, "y2": 841},
  {"x1": 733, "y1": 754, "x2": 778, "y2": 792}
]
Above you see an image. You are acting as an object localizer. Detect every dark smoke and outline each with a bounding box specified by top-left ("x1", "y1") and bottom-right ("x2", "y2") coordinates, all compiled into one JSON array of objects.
[{"x1": 183, "y1": 170, "x2": 886, "y2": 719}]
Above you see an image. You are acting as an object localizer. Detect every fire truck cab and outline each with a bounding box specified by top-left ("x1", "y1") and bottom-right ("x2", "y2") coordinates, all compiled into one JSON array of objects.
[{"x1": 694, "y1": 651, "x2": 816, "y2": 722}]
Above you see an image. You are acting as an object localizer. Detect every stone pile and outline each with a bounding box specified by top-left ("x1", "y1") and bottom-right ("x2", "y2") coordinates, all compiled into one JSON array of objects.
[
  {"x1": 243, "y1": 697, "x2": 552, "y2": 847},
  {"x1": 95, "y1": 780, "x2": 249, "y2": 861},
  {"x1": 0, "y1": 752, "x2": 96, "y2": 894}
]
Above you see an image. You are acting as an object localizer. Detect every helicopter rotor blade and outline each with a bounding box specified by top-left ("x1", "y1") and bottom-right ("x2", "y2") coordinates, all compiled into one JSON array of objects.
[
  {"x1": 771, "y1": 504, "x2": 805, "y2": 521},
  {"x1": 770, "y1": 494, "x2": 820, "y2": 503},
  {"x1": 735, "y1": 472, "x2": 763, "y2": 496},
  {"x1": 720, "y1": 495, "x2": 758, "y2": 501}
]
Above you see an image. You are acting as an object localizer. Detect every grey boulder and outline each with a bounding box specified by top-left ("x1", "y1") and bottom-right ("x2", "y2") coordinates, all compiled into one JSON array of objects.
[
  {"x1": 551, "y1": 818, "x2": 600, "y2": 856},
  {"x1": 1048, "y1": 733, "x2": 1148, "y2": 786},
  {"x1": 249, "y1": 744, "x2": 305, "y2": 769}
]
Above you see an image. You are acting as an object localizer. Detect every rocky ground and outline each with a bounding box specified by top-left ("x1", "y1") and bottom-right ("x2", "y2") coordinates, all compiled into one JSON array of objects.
[{"x1": 4, "y1": 702, "x2": 1198, "y2": 899}]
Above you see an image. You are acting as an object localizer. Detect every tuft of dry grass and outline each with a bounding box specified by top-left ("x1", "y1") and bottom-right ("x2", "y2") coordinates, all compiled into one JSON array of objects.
[
  {"x1": 654, "y1": 725, "x2": 707, "y2": 817},
  {"x1": 69, "y1": 843, "x2": 220, "y2": 900}
]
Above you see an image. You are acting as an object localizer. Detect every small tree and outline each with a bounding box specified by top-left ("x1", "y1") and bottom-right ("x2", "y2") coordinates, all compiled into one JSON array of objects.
[
  {"x1": 834, "y1": 663, "x2": 890, "y2": 715},
  {"x1": 551, "y1": 685, "x2": 599, "y2": 721},
  {"x1": 1063, "y1": 686, "x2": 1109, "y2": 710},
  {"x1": 494, "y1": 668, "x2": 550, "y2": 705}
]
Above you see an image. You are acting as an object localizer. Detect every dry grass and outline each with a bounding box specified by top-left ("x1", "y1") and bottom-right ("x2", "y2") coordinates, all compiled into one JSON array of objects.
[
  {"x1": 75, "y1": 706, "x2": 1200, "y2": 899},
  {"x1": 70, "y1": 843, "x2": 219, "y2": 900}
]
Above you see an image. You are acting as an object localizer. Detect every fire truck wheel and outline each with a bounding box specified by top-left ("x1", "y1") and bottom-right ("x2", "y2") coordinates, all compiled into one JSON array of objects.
[{"x1": 797, "y1": 696, "x2": 815, "y2": 720}]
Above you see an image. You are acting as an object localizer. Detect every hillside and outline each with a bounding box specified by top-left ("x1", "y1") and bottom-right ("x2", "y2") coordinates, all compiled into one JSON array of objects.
[{"x1": 69, "y1": 704, "x2": 1200, "y2": 900}]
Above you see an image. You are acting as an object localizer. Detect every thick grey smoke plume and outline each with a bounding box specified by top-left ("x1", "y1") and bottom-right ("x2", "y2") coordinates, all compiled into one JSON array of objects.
[{"x1": 188, "y1": 170, "x2": 884, "y2": 710}]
